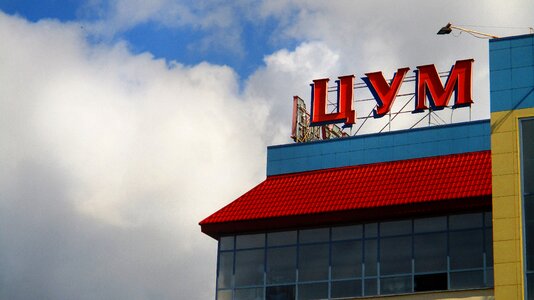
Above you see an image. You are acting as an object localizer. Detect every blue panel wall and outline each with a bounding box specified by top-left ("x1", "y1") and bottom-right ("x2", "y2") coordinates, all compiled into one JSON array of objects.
[
  {"x1": 490, "y1": 34, "x2": 534, "y2": 112},
  {"x1": 267, "y1": 120, "x2": 490, "y2": 176}
]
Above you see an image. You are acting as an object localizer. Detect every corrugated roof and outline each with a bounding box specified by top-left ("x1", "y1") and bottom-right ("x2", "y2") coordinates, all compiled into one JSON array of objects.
[{"x1": 200, "y1": 151, "x2": 491, "y2": 238}]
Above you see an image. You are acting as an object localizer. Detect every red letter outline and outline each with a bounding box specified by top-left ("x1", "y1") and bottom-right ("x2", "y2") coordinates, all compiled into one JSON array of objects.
[
  {"x1": 310, "y1": 75, "x2": 356, "y2": 127},
  {"x1": 363, "y1": 67, "x2": 410, "y2": 117},
  {"x1": 414, "y1": 59, "x2": 474, "y2": 112}
]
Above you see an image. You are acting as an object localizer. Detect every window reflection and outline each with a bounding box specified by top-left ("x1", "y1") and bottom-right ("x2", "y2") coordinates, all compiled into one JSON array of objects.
[
  {"x1": 298, "y1": 282, "x2": 328, "y2": 300},
  {"x1": 332, "y1": 240, "x2": 362, "y2": 279},
  {"x1": 331, "y1": 280, "x2": 362, "y2": 298},
  {"x1": 380, "y1": 220, "x2": 411, "y2": 236},
  {"x1": 218, "y1": 252, "x2": 233, "y2": 289},
  {"x1": 450, "y1": 271, "x2": 484, "y2": 289},
  {"x1": 522, "y1": 119, "x2": 534, "y2": 299},
  {"x1": 380, "y1": 276, "x2": 412, "y2": 295},
  {"x1": 267, "y1": 231, "x2": 296, "y2": 247},
  {"x1": 332, "y1": 224, "x2": 362, "y2": 241},
  {"x1": 216, "y1": 212, "x2": 493, "y2": 299},
  {"x1": 414, "y1": 216, "x2": 446, "y2": 233},
  {"x1": 449, "y1": 213, "x2": 483, "y2": 230},
  {"x1": 298, "y1": 244, "x2": 329, "y2": 282},
  {"x1": 450, "y1": 229, "x2": 484, "y2": 270},
  {"x1": 267, "y1": 247, "x2": 296, "y2": 284},
  {"x1": 299, "y1": 228, "x2": 329, "y2": 243},
  {"x1": 364, "y1": 239, "x2": 377, "y2": 276},
  {"x1": 380, "y1": 236, "x2": 411, "y2": 275},
  {"x1": 235, "y1": 249, "x2": 264, "y2": 287},
  {"x1": 220, "y1": 236, "x2": 234, "y2": 251},
  {"x1": 236, "y1": 233, "x2": 264, "y2": 249},
  {"x1": 414, "y1": 233, "x2": 447, "y2": 273},
  {"x1": 235, "y1": 288, "x2": 263, "y2": 300}
]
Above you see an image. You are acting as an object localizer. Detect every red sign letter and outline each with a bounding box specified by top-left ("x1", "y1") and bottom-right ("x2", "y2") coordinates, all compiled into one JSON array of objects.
[
  {"x1": 363, "y1": 67, "x2": 410, "y2": 117},
  {"x1": 310, "y1": 75, "x2": 355, "y2": 127},
  {"x1": 414, "y1": 59, "x2": 474, "y2": 111}
]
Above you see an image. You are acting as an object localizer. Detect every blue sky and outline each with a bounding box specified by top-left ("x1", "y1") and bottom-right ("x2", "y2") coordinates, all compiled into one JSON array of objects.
[
  {"x1": 0, "y1": 0, "x2": 298, "y2": 80},
  {"x1": 0, "y1": 1, "x2": 533, "y2": 299}
]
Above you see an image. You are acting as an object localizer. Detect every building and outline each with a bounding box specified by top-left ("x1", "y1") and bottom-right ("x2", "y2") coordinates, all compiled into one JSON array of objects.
[{"x1": 200, "y1": 34, "x2": 534, "y2": 299}]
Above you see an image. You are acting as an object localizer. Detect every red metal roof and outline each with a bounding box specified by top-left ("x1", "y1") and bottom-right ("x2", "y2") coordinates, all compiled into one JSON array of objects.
[{"x1": 200, "y1": 151, "x2": 491, "y2": 238}]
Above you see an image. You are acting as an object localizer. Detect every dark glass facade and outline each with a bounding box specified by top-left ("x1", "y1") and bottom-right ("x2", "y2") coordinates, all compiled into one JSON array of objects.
[
  {"x1": 216, "y1": 212, "x2": 493, "y2": 300},
  {"x1": 521, "y1": 118, "x2": 534, "y2": 300}
]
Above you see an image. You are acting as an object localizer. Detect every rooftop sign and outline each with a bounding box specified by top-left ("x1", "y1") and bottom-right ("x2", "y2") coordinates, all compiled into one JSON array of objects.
[{"x1": 310, "y1": 59, "x2": 474, "y2": 128}]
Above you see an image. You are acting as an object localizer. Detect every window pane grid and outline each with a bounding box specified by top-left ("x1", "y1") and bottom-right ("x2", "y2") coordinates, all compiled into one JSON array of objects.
[{"x1": 216, "y1": 212, "x2": 493, "y2": 299}]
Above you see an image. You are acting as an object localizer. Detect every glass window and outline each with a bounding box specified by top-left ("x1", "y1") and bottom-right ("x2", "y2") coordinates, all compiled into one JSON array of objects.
[
  {"x1": 485, "y1": 227, "x2": 494, "y2": 266},
  {"x1": 298, "y1": 244, "x2": 329, "y2": 282},
  {"x1": 522, "y1": 119, "x2": 534, "y2": 300},
  {"x1": 267, "y1": 247, "x2": 296, "y2": 284},
  {"x1": 215, "y1": 211, "x2": 495, "y2": 297},
  {"x1": 266, "y1": 285, "x2": 295, "y2": 300},
  {"x1": 236, "y1": 233, "x2": 264, "y2": 249},
  {"x1": 299, "y1": 228, "x2": 329, "y2": 243},
  {"x1": 525, "y1": 195, "x2": 534, "y2": 271},
  {"x1": 332, "y1": 224, "x2": 362, "y2": 241},
  {"x1": 526, "y1": 159, "x2": 534, "y2": 195},
  {"x1": 331, "y1": 280, "x2": 362, "y2": 298},
  {"x1": 380, "y1": 236, "x2": 412, "y2": 275},
  {"x1": 449, "y1": 229, "x2": 484, "y2": 270},
  {"x1": 414, "y1": 233, "x2": 447, "y2": 273},
  {"x1": 235, "y1": 249, "x2": 264, "y2": 287},
  {"x1": 484, "y1": 211, "x2": 493, "y2": 227},
  {"x1": 235, "y1": 288, "x2": 263, "y2": 300},
  {"x1": 364, "y1": 278, "x2": 377, "y2": 296},
  {"x1": 487, "y1": 268, "x2": 494, "y2": 287},
  {"x1": 217, "y1": 290, "x2": 232, "y2": 300},
  {"x1": 522, "y1": 119, "x2": 534, "y2": 195},
  {"x1": 332, "y1": 240, "x2": 362, "y2": 279},
  {"x1": 414, "y1": 273, "x2": 447, "y2": 292},
  {"x1": 414, "y1": 216, "x2": 447, "y2": 233},
  {"x1": 449, "y1": 213, "x2": 483, "y2": 230},
  {"x1": 380, "y1": 276, "x2": 412, "y2": 295},
  {"x1": 298, "y1": 282, "x2": 328, "y2": 300},
  {"x1": 526, "y1": 195, "x2": 534, "y2": 225},
  {"x1": 218, "y1": 252, "x2": 233, "y2": 289},
  {"x1": 268, "y1": 231, "x2": 296, "y2": 247},
  {"x1": 364, "y1": 239, "x2": 378, "y2": 276},
  {"x1": 365, "y1": 223, "x2": 378, "y2": 238},
  {"x1": 527, "y1": 220, "x2": 534, "y2": 271},
  {"x1": 450, "y1": 271, "x2": 484, "y2": 289},
  {"x1": 220, "y1": 236, "x2": 234, "y2": 251},
  {"x1": 380, "y1": 220, "x2": 411, "y2": 236},
  {"x1": 527, "y1": 274, "x2": 534, "y2": 300}
]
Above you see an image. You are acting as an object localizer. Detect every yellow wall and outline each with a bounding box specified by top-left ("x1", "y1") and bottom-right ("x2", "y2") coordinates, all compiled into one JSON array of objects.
[{"x1": 491, "y1": 107, "x2": 534, "y2": 299}]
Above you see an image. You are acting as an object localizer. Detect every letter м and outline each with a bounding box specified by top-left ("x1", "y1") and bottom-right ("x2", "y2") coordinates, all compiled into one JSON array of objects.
[{"x1": 414, "y1": 59, "x2": 474, "y2": 112}]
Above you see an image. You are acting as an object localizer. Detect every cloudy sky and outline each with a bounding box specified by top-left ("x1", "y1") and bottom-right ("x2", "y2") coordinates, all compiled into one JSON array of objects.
[{"x1": 0, "y1": 1, "x2": 533, "y2": 299}]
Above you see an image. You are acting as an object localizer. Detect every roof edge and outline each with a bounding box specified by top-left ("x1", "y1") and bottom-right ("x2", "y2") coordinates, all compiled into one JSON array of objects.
[{"x1": 200, "y1": 195, "x2": 492, "y2": 239}]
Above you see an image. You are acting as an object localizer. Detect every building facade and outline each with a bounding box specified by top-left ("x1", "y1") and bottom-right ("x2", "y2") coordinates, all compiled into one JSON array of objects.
[{"x1": 200, "y1": 34, "x2": 534, "y2": 299}]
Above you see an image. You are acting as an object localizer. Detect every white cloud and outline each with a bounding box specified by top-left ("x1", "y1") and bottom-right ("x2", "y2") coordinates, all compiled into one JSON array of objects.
[
  {"x1": 0, "y1": 12, "x2": 266, "y2": 299},
  {"x1": 1, "y1": 1, "x2": 534, "y2": 299},
  {"x1": 245, "y1": 42, "x2": 341, "y2": 144}
]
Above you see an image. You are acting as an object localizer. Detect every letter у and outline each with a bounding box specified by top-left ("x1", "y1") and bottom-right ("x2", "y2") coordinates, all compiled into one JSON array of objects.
[{"x1": 363, "y1": 68, "x2": 410, "y2": 117}]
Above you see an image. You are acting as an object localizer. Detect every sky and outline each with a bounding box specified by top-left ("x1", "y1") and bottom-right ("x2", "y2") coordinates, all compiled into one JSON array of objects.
[{"x1": 0, "y1": 1, "x2": 533, "y2": 299}]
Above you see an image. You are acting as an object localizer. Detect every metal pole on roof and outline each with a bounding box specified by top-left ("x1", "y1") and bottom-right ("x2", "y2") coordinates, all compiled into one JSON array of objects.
[{"x1": 437, "y1": 23, "x2": 500, "y2": 39}]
